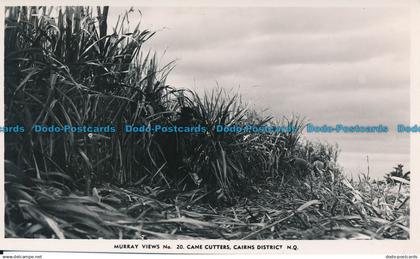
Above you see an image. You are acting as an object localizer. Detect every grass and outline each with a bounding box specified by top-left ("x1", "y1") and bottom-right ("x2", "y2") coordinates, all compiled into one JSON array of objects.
[
  {"x1": 5, "y1": 159, "x2": 409, "y2": 239},
  {"x1": 4, "y1": 6, "x2": 410, "y2": 240}
]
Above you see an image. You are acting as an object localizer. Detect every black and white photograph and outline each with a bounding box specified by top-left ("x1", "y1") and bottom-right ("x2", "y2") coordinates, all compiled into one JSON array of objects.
[{"x1": 1, "y1": 1, "x2": 419, "y2": 255}]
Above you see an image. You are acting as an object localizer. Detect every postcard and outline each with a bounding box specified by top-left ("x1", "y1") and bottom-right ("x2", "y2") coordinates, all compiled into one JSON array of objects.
[{"x1": 0, "y1": 0, "x2": 419, "y2": 255}]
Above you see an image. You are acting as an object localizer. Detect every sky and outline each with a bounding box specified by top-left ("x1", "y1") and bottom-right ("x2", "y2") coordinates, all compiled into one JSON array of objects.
[{"x1": 108, "y1": 6, "x2": 410, "y2": 178}]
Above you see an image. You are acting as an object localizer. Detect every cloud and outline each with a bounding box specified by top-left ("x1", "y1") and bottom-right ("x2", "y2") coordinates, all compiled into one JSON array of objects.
[
  {"x1": 107, "y1": 6, "x2": 410, "y2": 177},
  {"x1": 134, "y1": 6, "x2": 409, "y2": 52}
]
